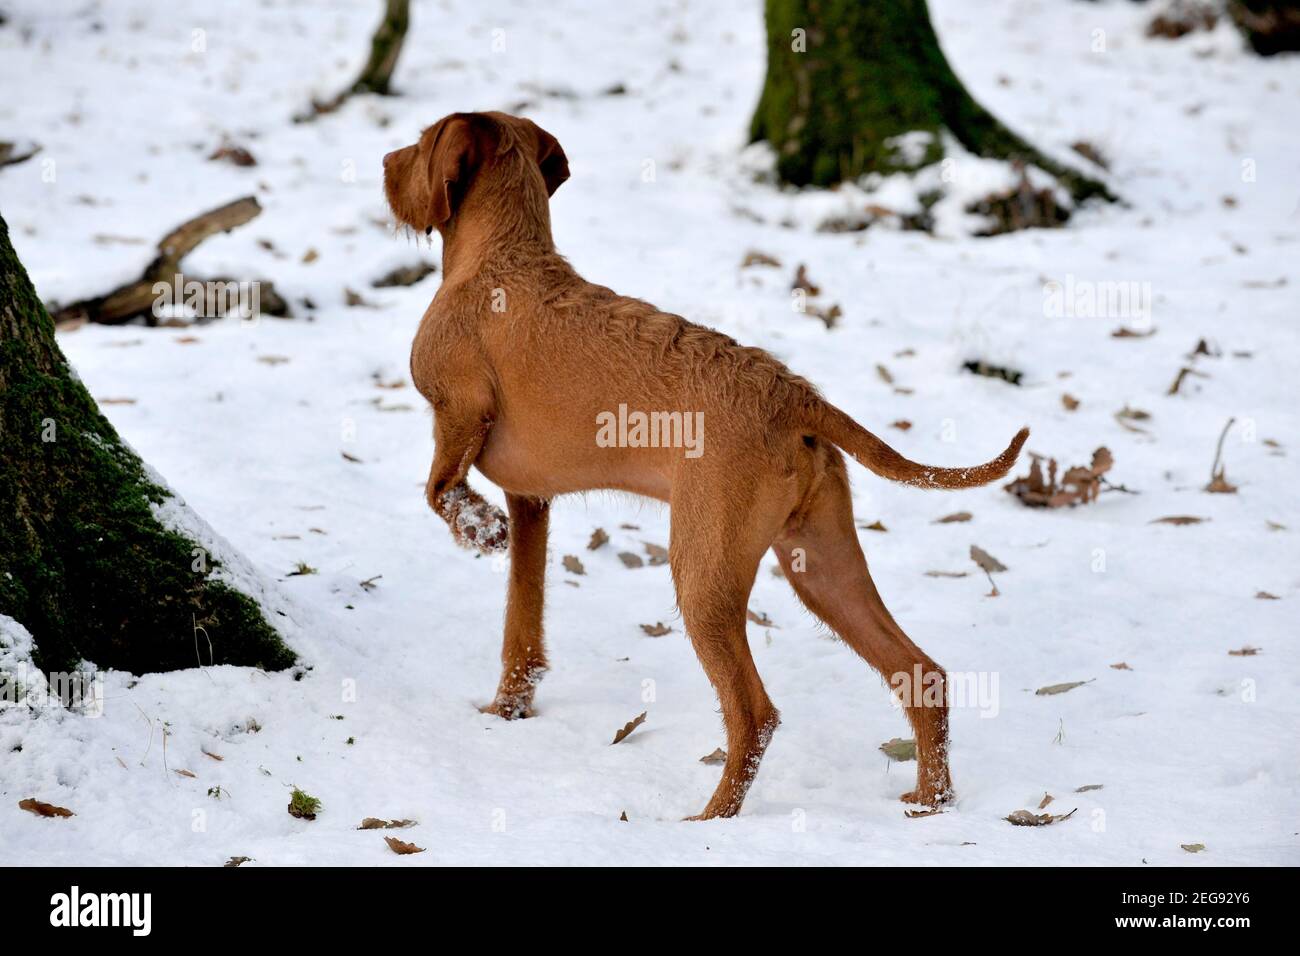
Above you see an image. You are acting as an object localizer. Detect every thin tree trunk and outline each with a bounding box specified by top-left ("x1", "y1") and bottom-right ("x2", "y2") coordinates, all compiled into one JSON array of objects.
[
  {"x1": 0, "y1": 213, "x2": 295, "y2": 675},
  {"x1": 352, "y1": 0, "x2": 411, "y2": 95},
  {"x1": 751, "y1": 0, "x2": 1114, "y2": 203}
]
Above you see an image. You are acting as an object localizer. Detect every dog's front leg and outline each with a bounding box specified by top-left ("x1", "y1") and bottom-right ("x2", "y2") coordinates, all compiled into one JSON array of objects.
[
  {"x1": 481, "y1": 493, "x2": 550, "y2": 719},
  {"x1": 425, "y1": 409, "x2": 508, "y2": 554}
]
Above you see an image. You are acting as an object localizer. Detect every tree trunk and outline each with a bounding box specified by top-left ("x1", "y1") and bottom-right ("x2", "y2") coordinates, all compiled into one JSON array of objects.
[
  {"x1": 0, "y1": 213, "x2": 295, "y2": 676},
  {"x1": 1229, "y1": 0, "x2": 1300, "y2": 55},
  {"x1": 351, "y1": 0, "x2": 411, "y2": 96},
  {"x1": 750, "y1": 0, "x2": 1114, "y2": 203}
]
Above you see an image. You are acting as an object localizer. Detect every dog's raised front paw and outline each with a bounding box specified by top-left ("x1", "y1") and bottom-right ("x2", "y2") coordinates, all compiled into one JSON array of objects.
[{"x1": 438, "y1": 485, "x2": 509, "y2": 554}]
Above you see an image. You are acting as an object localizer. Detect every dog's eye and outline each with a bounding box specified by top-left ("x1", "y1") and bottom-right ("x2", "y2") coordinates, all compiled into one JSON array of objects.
[{"x1": 425, "y1": 226, "x2": 433, "y2": 236}]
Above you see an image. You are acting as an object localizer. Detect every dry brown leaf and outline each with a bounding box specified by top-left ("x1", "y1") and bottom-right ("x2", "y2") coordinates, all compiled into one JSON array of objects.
[
  {"x1": 359, "y1": 817, "x2": 416, "y2": 830},
  {"x1": 746, "y1": 609, "x2": 777, "y2": 627},
  {"x1": 1036, "y1": 679, "x2": 1092, "y2": 696},
  {"x1": 587, "y1": 528, "x2": 609, "y2": 550},
  {"x1": 891, "y1": 419, "x2": 913, "y2": 431},
  {"x1": 640, "y1": 622, "x2": 672, "y2": 637},
  {"x1": 384, "y1": 836, "x2": 425, "y2": 855},
  {"x1": 97, "y1": 397, "x2": 136, "y2": 405},
  {"x1": 741, "y1": 250, "x2": 781, "y2": 269},
  {"x1": 223, "y1": 856, "x2": 252, "y2": 867},
  {"x1": 1150, "y1": 515, "x2": 1207, "y2": 526},
  {"x1": 341, "y1": 450, "x2": 363, "y2": 463},
  {"x1": 1110, "y1": 662, "x2": 1132, "y2": 671},
  {"x1": 1075, "y1": 784, "x2": 1104, "y2": 793},
  {"x1": 617, "y1": 551, "x2": 644, "y2": 569},
  {"x1": 18, "y1": 799, "x2": 74, "y2": 818},
  {"x1": 1005, "y1": 807, "x2": 1077, "y2": 826},
  {"x1": 562, "y1": 555, "x2": 585, "y2": 575},
  {"x1": 1006, "y1": 448, "x2": 1113, "y2": 508},
  {"x1": 1061, "y1": 393, "x2": 1080, "y2": 411},
  {"x1": 1255, "y1": 591, "x2": 1279, "y2": 600},
  {"x1": 1228, "y1": 646, "x2": 1261, "y2": 656},
  {"x1": 611, "y1": 711, "x2": 647, "y2": 745},
  {"x1": 925, "y1": 570, "x2": 969, "y2": 578},
  {"x1": 791, "y1": 263, "x2": 820, "y2": 296},
  {"x1": 879, "y1": 738, "x2": 916, "y2": 762},
  {"x1": 934, "y1": 512, "x2": 972, "y2": 524},
  {"x1": 970, "y1": 545, "x2": 1006, "y2": 596},
  {"x1": 619, "y1": 811, "x2": 629, "y2": 822},
  {"x1": 699, "y1": 748, "x2": 727, "y2": 765},
  {"x1": 1037, "y1": 793, "x2": 1054, "y2": 809},
  {"x1": 860, "y1": 520, "x2": 888, "y2": 532},
  {"x1": 905, "y1": 807, "x2": 944, "y2": 818},
  {"x1": 875, "y1": 363, "x2": 895, "y2": 385},
  {"x1": 643, "y1": 542, "x2": 669, "y2": 566},
  {"x1": 1181, "y1": 843, "x2": 1206, "y2": 853},
  {"x1": 1111, "y1": 326, "x2": 1155, "y2": 339}
]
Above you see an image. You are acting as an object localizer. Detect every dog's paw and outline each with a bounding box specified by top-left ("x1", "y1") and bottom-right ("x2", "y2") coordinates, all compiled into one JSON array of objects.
[
  {"x1": 479, "y1": 695, "x2": 534, "y2": 720},
  {"x1": 900, "y1": 785, "x2": 954, "y2": 809},
  {"x1": 439, "y1": 485, "x2": 509, "y2": 554}
]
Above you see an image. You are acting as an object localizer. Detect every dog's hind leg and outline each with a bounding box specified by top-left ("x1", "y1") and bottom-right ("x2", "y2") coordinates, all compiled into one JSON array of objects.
[
  {"x1": 772, "y1": 453, "x2": 953, "y2": 808},
  {"x1": 672, "y1": 473, "x2": 789, "y2": 820},
  {"x1": 481, "y1": 493, "x2": 551, "y2": 719}
]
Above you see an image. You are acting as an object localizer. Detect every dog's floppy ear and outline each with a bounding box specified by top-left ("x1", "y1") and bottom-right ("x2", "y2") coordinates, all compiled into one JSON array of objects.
[
  {"x1": 423, "y1": 114, "x2": 492, "y2": 226},
  {"x1": 530, "y1": 121, "x2": 570, "y2": 197}
]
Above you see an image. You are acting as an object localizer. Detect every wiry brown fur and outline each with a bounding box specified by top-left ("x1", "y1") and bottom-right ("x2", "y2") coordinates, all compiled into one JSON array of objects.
[{"x1": 384, "y1": 112, "x2": 1029, "y2": 820}]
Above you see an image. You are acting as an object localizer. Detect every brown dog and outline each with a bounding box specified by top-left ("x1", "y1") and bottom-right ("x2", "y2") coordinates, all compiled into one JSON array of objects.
[{"x1": 384, "y1": 111, "x2": 1028, "y2": 820}]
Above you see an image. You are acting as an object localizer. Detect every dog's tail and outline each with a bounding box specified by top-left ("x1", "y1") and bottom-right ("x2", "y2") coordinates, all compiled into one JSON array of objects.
[{"x1": 806, "y1": 401, "x2": 1029, "y2": 490}]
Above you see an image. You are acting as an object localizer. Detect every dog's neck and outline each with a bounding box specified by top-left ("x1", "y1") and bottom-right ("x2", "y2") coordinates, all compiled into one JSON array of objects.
[{"x1": 440, "y1": 189, "x2": 556, "y2": 284}]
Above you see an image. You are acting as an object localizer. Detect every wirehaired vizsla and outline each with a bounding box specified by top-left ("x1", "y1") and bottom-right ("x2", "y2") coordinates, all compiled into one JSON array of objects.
[{"x1": 383, "y1": 111, "x2": 1028, "y2": 820}]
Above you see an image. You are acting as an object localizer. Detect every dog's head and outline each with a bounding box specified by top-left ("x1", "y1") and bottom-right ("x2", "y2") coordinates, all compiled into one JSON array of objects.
[{"x1": 383, "y1": 111, "x2": 569, "y2": 236}]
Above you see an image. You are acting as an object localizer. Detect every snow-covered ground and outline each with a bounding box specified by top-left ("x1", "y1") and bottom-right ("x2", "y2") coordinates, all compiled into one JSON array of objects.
[{"x1": 2, "y1": 0, "x2": 1297, "y2": 866}]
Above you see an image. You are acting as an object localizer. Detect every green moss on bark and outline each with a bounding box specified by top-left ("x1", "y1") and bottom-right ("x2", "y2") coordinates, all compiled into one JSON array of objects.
[
  {"x1": 0, "y1": 213, "x2": 295, "y2": 675},
  {"x1": 751, "y1": 0, "x2": 1115, "y2": 203}
]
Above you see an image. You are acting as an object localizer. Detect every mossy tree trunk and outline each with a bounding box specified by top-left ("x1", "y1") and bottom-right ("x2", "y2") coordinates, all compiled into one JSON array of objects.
[
  {"x1": 0, "y1": 213, "x2": 295, "y2": 676},
  {"x1": 750, "y1": 0, "x2": 1114, "y2": 203}
]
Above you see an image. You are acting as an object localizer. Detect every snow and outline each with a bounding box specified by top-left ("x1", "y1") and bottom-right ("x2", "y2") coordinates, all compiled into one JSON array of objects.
[{"x1": 1, "y1": 0, "x2": 1297, "y2": 866}]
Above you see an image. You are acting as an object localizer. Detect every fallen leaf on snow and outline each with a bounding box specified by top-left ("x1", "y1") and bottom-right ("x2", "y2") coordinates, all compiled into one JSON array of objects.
[
  {"x1": 699, "y1": 748, "x2": 727, "y2": 765},
  {"x1": 18, "y1": 799, "x2": 74, "y2": 818},
  {"x1": 746, "y1": 609, "x2": 777, "y2": 627},
  {"x1": 1149, "y1": 515, "x2": 1206, "y2": 526},
  {"x1": 588, "y1": 528, "x2": 609, "y2": 550},
  {"x1": 1006, "y1": 448, "x2": 1113, "y2": 508},
  {"x1": 1038, "y1": 793, "x2": 1054, "y2": 809},
  {"x1": 1005, "y1": 807, "x2": 1077, "y2": 827},
  {"x1": 1075, "y1": 784, "x2": 1104, "y2": 793},
  {"x1": 562, "y1": 555, "x2": 585, "y2": 575},
  {"x1": 640, "y1": 622, "x2": 672, "y2": 637},
  {"x1": 1036, "y1": 680, "x2": 1092, "y2": 696},
  {"x1": 223, "y1": 856, "x2": 252, "y2": 867},
  {"x1": 617, "y1": 551, "x2": 644, "y2": 568},
  {"x1": 642, "y1": 542, "x2": 669, "y2": 566},
  {"x1": 879, "y1": 738, "x2": 916, "y2": 762},
  {"x1": 359, "y1": 818, "x2": 417, "y2": 830},
  {"x1": 384, "y1": 836, "x2": 425, "y2": 855},
  {"x1": 611, "y1": 711, "x2": 648, "y2": 745},
  {"x1": 1181, "y1": 843, "x2": 1206, "y2": 853},
  {"x1": 934, "y1": 512, "x2": 972, "y2": 524},
  {"x1": 1110, "y1": 662, "x2": 1132, "y2": 671},
  {"x1": 1228, "y1": 646, "x2": 1261, "y2": 656},
  {"x1": 1255, "y1": 591, "x2": 1279, "y2": 600}
]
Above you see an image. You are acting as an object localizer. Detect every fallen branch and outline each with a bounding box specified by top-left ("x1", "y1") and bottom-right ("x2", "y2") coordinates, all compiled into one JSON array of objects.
[{"x1": 49, "y1": 196, "x2": 288, "y2": 327}]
